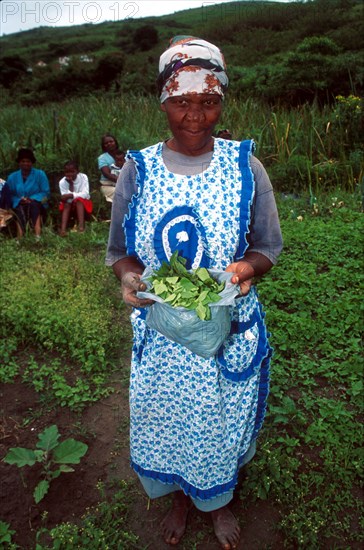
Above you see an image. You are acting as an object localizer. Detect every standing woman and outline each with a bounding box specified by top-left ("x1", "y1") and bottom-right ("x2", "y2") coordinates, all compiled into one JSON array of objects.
[
  {"x1": 98, "y1": 134, "x2": 120, "y2": 203},
  {"x1": 7, "y1": 148, "x2": 50, "y2": 240},
  {"x1": 106, "y1": 37, "x2": 283, "y2": 549}
]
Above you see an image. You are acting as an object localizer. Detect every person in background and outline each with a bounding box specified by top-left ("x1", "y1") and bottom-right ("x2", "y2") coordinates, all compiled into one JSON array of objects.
[
  {"x1": 58, "y1": 160, "x2": 93, "y2": 236},
  {"x1": 106, "y1": 36, "x2": 282, "y2": 549},
  {"x1": 0, "y1": 178, "x2": 13, "y2": 228},
  {"x1": 109, "y1": 149, "x2": 126, "y2": 180},
  {"x1": 6, "y1": 148, "x2": 50, "y2": 240},
  {"x1": 216, "y1": 128, "x2": 233, "y2": 140},
  {"x1": 98, "y1": 134, "x2": 120, "y2": 203}
]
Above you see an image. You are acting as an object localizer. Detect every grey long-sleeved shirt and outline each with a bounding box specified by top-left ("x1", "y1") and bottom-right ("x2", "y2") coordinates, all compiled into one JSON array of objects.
[{"x1": 106, "y1": 142, "x2": 283, "y2": 266}]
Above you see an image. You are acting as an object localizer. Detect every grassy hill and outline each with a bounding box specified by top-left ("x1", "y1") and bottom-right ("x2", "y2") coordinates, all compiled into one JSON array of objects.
[{"x1": 0, "y1": 0, "x2": 363, "y2": 105}]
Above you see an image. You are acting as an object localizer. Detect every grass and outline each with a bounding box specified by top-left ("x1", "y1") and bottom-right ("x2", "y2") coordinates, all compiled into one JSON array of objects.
[
  {"x1": 243, "y1": 190, "x2": 364, "y2": 546},
  {"x1": 0, "y1": 94, "x2": 362, "y2": 196},
  {"x1": 0, "y1": 222, "x2": 130, "y2": 411},
  {"x1": 0, "y1": 190, "x2": 363, "y2": 548}
]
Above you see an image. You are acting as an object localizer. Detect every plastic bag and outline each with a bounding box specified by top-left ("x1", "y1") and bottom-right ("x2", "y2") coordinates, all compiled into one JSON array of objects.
[{"x1": 137, "y1": 267, "x2": 239, "y2": 358}]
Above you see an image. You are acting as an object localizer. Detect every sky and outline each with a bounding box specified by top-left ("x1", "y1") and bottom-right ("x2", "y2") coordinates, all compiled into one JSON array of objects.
[
  {"x1": 0, "y1": 0, "x2": 243, "y2": 35},
  {"x1": 0, "y1": 0, "x2": 263, "y2": 36}
]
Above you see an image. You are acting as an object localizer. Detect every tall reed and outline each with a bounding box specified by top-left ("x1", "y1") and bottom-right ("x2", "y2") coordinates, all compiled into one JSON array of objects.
[{"x1": 0, "y1": 94, "x2": 362, "y2": 194}]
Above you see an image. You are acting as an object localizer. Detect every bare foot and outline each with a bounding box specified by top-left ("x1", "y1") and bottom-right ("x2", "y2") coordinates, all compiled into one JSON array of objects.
[
  {"x1": 211, "y1": 506, "x2": 241, "y2": 550},
  {"x1": 161, "y1": 491, "x2": 191, "y2": 545}
]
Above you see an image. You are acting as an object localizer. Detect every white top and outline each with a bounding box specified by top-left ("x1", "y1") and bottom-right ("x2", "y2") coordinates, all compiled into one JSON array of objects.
[{"x1": 59, "y1": 173, "x2": 90, "y2": 200}]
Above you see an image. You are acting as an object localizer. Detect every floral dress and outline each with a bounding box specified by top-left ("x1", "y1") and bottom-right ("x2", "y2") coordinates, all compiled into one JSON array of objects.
[{"x1": 124, "y1": 138, "x2": 271, "y2": 502}]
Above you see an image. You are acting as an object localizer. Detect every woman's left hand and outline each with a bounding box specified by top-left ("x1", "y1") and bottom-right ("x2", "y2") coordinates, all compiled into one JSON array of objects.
[{"x1": 226, "y1": 261, "x2": 255, "y2": 296}]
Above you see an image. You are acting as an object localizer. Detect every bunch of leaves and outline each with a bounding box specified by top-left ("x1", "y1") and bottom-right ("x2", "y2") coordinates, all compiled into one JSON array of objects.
[
  {"x1": 3, "y1": 425, "x2": 88, "y2": 504},
  {"x1": 149, "y1": 251, "x2": 224, "y2": 320}
]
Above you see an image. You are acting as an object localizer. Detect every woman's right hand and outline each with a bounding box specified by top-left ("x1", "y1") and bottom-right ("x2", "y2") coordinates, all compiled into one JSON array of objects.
[{"x1": 121, "y1": 272, "x2": 154, "y2": 308}]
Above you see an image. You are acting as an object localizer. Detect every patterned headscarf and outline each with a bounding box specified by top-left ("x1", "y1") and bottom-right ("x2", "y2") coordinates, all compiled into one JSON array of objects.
[{"x1": 158, "y1": 36, "x2": 228, "y2": 103}]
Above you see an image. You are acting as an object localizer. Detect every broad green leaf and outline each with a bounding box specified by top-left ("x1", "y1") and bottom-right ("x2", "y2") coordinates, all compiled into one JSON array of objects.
[
  {"x1": 53, "y1": 439, "x2": 88, "y2": 464},
  {"x1": 51, "y1": 468, "x2": 62, "y2": 480},
  {"x1": 165, "y1": 276, "x2": 179, "y2": 285},
  {"x1": 34, "y1": 480, "x2": 50, "y2": 503},
  {"x1": 4, "y1": 447, "x2": 37, "y2": 467},
  {"x1": 208, "y1": 292, "x2": 222, "y2": 303},
  {"x1": 196, "y1": 302, "x2": 208, "y2": 320},
  {"x1": 198, "y1": 290, "x2": 209, "y2": 302},
  {"x1": 196, "y1": 267, "x2": 211, "y2": 282},
  {"x1": 164, "y1": 293, "x2": 177, "y2": 303},
  {"x1": 152, "y1": 281, "x2": 168, "y2": 295},
  {"x1": 36, "y1": 425, "x2": 60, "y2": 452},
  {"x1": 179, "y1": 278, "x2": 196, "y2": 291}
]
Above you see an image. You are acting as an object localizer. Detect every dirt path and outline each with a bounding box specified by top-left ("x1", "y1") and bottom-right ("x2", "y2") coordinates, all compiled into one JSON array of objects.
[{"x1": 1, "y1": 378, "x2": 284, "y2": 549}]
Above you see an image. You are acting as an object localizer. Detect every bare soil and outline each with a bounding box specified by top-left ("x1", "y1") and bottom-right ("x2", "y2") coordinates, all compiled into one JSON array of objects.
[{"x1": 1, "y1": 375, "x2": 285, "y2": 550}]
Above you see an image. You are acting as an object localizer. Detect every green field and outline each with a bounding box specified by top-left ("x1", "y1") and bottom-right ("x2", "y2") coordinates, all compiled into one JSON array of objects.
[
  {"x1": 0, "y1": 93, "x2": 362, "y2": 201},
  {"x1": 0, "y1": 193, "x2": 363, "y2": 548}
]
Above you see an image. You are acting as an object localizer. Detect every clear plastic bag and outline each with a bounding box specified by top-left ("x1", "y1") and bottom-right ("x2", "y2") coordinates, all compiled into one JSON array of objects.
[{"x1": 137, "y1": 267, "x2": 239, "y2": 358}]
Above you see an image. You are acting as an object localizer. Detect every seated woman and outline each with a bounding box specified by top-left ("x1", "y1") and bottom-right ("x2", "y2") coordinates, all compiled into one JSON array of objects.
[
  {"x1": 6, "y1": 148, "x2": 50, "y2": 240},
  {"x1": 97, "y1": 134, "x2": 120, "y2": 203},
  {"x1": 0, "y1": 178, "x2": 13, "y2": 228},
  {"x1": 58, "y1": 160, "x2": 93, "y2": 236}
]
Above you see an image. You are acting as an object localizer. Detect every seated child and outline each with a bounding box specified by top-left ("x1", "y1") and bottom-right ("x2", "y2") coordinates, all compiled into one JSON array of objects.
[
  {"x1": 109, "y1": 150, "x2": 126, "y2": 180},
  {"x1": 59, "y1": 161, "x2": 93, "y2": 236},
  {"x1": 216, "y1": 128, "x2": 233, "y2": 140}
]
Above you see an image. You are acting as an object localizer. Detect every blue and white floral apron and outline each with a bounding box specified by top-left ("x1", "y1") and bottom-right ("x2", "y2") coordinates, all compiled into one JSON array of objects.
[{"x1": 124, "y1": 138, "x2": 271, "y2": 506}]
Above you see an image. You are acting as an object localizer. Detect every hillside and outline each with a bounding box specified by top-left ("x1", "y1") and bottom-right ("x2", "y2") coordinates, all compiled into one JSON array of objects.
[{"x1": 0, "y1": 0, "x2": 363, "y2": 104}]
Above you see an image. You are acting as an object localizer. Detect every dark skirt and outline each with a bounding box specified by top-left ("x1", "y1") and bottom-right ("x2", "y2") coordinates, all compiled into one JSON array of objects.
[{"x1": 14, "y1": 200, "x2": 46, "y2": 230}]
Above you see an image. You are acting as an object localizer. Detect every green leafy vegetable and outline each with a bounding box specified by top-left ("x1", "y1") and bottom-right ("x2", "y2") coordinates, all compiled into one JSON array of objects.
[{"x1": 149, "y1": 252, "x2": 224, "y2": 320}]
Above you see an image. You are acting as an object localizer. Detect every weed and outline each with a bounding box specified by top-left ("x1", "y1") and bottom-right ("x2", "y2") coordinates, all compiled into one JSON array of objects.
[
  {"x1": 0, "y1": 521, "x2": 17, "y2": 548},
  {"x1": 35, "y1": 480, "x2": 140, "y2": 549},
  {"x1": 3, "y1": 425, "x2": 88, "y2": 503}
]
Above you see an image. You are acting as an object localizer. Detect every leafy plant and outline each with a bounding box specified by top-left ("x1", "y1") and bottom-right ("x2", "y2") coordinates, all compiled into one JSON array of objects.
[{"x1": 3, "y1": 425, "x2": 88, "y2": 504}]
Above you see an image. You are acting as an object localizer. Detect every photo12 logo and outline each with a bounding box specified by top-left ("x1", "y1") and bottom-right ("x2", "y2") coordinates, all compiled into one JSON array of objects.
[{"x1": 1, "y1": 1, "x2": 140, "y2": 26}]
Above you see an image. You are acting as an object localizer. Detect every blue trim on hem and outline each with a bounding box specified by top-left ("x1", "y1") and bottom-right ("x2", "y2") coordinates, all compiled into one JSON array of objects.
[{"x1": 130, "y1": 439, "x2": 254, "y2": 501}]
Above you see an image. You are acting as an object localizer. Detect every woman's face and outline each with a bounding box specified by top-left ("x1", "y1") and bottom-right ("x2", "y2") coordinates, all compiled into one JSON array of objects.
[
  {"x1": 103, "y1": 136, "x2": 117, "y2": 153},
  {"x1": 18, "y1": 158, "x2": 33, "y2": 175},
  {"x1": 161, "y1": 94, "x2": 222, "y2": 156}
]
